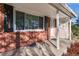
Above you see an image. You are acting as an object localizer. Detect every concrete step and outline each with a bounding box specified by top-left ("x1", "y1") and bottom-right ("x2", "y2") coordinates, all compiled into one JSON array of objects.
[
  {"x1": 48, "y1": 39, "x2": 71, "y2": 56},
  {"x1": 31, "y1": 46, "x2": 43, "y2": 56},
  {"x1": 0, "y1": 39, "x2": 71, "y2": 56},
  {"x1": 49, "y1": 39, "x2": 57, "y2": 48},
  {"x1": 27, "y1": 46, "x2": 42, "y2": 56},
  {"x1": 42, "y1": 42, "x2": 55, "y2": 56},
  {"x1": 0, "y1": 49, "x2": 17, "y2": 56},
  {"x1": 24, "y1": 47, "x2": 33, "y2": 56},
  {"x1": 36, "y1": 42, "x2": 50, "y2": 56}
]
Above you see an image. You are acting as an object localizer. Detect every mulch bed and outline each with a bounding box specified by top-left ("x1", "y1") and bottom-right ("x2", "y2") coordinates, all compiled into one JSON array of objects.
[{"x1": 63, "y1": 41, "x2": 79, "y2": 56}]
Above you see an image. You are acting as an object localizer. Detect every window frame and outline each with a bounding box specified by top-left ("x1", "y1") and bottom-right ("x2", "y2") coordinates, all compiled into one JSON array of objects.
[{"x1": 14, "y1": 9, "x2": 45, "y2": 32}]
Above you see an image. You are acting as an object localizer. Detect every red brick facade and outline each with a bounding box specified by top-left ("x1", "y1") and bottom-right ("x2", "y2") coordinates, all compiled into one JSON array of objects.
[
  {"x1": 0, "y1": 4, "x2": 4, "y2": 32},
  {"x1": 0, "y1": 4, "x2": 50, "y2": 53},
  {"x1": 0, "y1": 32, "x2": 47, "y2": 52}
]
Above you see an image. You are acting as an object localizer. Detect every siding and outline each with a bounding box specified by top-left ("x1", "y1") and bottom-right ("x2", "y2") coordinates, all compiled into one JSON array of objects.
[{"x1": 59, "y1": 22, "x2": 69, "y2": 39}]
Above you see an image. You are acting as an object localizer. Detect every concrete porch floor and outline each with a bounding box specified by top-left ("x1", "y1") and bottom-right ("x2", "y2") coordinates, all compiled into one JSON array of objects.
[
  {"x1": 0, "y1": 38, "x2": 71, "y2": 56},
  {"x1": 49, "y1": 38, "x2": 71, "y2": 56}
]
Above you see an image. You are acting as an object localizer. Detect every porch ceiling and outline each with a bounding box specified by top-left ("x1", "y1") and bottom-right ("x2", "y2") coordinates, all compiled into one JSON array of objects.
[{"x1": 8, "y1": 3, "x2": 68, "y2": 18}]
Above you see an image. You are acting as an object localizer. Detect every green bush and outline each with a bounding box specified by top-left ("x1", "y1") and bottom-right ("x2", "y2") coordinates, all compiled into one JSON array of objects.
[{"x1": 72, "y1": 24, "x2": 79, "y2": 39}]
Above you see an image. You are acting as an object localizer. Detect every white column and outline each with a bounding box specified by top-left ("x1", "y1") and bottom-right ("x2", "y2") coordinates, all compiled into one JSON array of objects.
[
  {"x1": 69, "y1": 20, "x2": 72, "y2": 40},
  {"x1": 56, "y1": 10, "x2": 60, "y2": 49}
]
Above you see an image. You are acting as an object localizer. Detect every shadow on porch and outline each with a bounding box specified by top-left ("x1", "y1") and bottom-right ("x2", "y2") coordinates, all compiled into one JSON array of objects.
[{"x1": 0, "y1": 37, "x2": 71, "y2": 56}]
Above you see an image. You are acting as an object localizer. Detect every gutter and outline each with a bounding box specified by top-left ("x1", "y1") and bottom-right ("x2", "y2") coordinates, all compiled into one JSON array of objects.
[
  {"x1": 49, "y1": 3, "x2": 77, "y2": 18},
  {"x1": 64, "y1": 3, "x2": 77, "y2": 18}
]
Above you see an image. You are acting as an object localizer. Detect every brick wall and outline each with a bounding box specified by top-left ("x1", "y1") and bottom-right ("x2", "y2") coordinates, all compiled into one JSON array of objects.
[
  {"x1": 0, "y1": 32, "x2": 47, "y2": 53},
  {"x1": 0, "y1": 4, "x2": 4, "y2": 32},
  {"x1": 0, "y1": 4, "x2": 50, "y2": 53}
]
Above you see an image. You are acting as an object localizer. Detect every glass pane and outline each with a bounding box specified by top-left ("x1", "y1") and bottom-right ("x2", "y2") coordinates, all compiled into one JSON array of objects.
[
  {"x1": 24, "y1": 14, "x2": 29, "y2": 29},
  {"x1": 27, "y1": 14, "x2": 32, "y2": 29},
  {"x1": 31, "y1": 15, "x2": 39, "y2": 29},
  {"x1": 39, "y1": 17, "x2": 43, "y2": 29},
  {"x1": 16, "y1": 11, "x2": 24, "y2": 30},
  {"x1": 44, "y1": 16, "x2": 48, "y2": 30},
  {"x1": 27, "y1": 14, "x2": 39, "y2": 29},
  {"x1": 4, "y1": 14, "x2": 8, "y2": 32}
]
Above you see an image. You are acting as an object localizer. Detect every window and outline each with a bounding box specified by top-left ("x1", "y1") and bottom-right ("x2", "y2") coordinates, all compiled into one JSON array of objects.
[
  {"x1": 15, "y1": 10, "x2": 44, "y2": 32},
  {"x1": 16, "y1": 11, "x2": 25, "y2": 30},
  {"x1": 39, "y1": 17, "x2": 43, "y2": 29},
  {"x1": 24, "y1": 14, "x2": 29, "y2": 29},
  {"x1": 26, "y1": 14, "x2": 39, "y2": 29}
]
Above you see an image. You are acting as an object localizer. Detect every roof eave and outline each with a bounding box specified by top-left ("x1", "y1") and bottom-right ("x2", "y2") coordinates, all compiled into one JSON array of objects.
[
  {"x1": 64, "y1": 4, "x2": 77, "y2": 18},
  {"x1": 49, "y1": 3, "x2": 77, "y2": 18}
]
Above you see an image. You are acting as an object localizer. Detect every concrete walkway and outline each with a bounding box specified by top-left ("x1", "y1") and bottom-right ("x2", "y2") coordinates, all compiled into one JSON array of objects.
[{"x1": 0, "y1": 39, "x2": 71, "y2": 56}]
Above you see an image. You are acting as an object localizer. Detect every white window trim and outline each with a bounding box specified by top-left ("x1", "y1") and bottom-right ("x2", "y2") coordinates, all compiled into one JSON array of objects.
[{"x1": 13, "y1": 8, "x2": 45, "y2": 32}]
